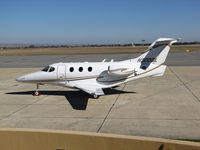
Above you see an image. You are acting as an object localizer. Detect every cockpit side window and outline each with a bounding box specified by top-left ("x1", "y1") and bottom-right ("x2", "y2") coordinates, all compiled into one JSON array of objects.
[
  {"x1": 42, "y1": 66, "x2": 50, "y2": 72},
  {"x1": 49, "y1": 67, "x2": 55, "y2": 72}
]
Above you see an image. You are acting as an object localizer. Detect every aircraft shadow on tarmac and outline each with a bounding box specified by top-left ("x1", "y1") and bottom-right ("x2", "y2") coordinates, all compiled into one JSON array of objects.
[{"x1": 6, "y1": 89, "x2": 135, "y2": 110}]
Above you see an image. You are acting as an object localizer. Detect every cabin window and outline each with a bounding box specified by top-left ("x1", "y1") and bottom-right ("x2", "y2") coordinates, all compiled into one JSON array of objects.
[
  {"x1": 69, "y1": 67, "x2": 74, "y2": 72},
  {"x1": 49, "y1": 67, "x2": 55, "y2": 72},
  {"x1": 88, "y1": 67, "x2": 92, "y2": 72},
  {"x1": 79, "y1": 67, "x2": 83, "y2": 72},
  {"x1": 41, "y1": 66, "x2": 50, "y2": 72}
]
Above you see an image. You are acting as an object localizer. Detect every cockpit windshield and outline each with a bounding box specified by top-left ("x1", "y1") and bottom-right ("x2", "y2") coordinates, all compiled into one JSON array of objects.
[
  {"x1": 49, "y1": 67, "x2": 55, "y2": 72},
  {"x1": 42, "y1": 66, "x2": 50, "y2": 72},
  {"x1": 41, "y1": 66, "x2": 55, "y2": 72}
]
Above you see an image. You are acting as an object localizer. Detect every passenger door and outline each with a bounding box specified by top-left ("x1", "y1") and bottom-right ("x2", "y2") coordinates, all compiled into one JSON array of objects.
[{"x1": 57, "y1": 65, "x2": 66, "y2": 79}]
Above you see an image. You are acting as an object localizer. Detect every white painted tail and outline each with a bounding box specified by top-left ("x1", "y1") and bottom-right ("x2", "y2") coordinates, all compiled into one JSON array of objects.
[{"x1": 137, "y1": 38, "x2": 181, "y2": 69}]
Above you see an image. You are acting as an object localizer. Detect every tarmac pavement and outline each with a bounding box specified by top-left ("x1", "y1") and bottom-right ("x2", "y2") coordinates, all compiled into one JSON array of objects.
[{"x1": 0, "y1": 66, "x2": 200, "y2": 140}]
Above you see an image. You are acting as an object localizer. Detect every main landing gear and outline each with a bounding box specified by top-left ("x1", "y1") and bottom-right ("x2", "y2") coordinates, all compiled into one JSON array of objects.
[
  {"x1": 93, "y1": 94, "x2": 99, "y2": 99},
  {"x1": 33, "y1": 84, "x2": 41, "y2": 96}
]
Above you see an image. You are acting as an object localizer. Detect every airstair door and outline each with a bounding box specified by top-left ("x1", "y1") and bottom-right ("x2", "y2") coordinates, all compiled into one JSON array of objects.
[{"x1": 57, "y1": 65, "x2": 66, "y2": 79}]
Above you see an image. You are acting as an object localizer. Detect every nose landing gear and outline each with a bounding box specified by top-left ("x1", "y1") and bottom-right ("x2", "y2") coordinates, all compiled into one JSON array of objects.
[{"x1": 33, "y1": 84, "x2": 41, "y2": 96}]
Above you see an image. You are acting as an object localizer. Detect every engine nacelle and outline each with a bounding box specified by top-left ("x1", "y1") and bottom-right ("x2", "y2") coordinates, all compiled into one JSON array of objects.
[{"x1": 108, "y1": 65, "x2": 134, "y2": 77}]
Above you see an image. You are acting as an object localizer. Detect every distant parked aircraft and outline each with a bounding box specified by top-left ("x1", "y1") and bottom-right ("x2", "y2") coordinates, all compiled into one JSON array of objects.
[{"x1": 16, "y1": 38, "x2": 181, "y2": 98}]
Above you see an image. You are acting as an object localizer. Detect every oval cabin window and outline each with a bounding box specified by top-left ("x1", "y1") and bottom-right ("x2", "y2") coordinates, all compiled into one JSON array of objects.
[
  {"x1": 69, "y1": 67, "x2": 74, "y2": 72},
  {"x1": 79, "y1": 67, "x2": 83, "y2": 72},
  {"x1": 88, "y1": 67, "x2": 92, "y2": 72}
]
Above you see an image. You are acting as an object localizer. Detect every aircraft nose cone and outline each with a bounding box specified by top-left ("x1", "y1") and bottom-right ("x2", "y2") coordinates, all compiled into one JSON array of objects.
[{"x1": 16, "y1": 76, "x2": 26, "y2": 82}]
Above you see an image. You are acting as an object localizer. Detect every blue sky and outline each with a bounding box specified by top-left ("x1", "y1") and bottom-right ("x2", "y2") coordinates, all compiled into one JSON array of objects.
[{"x1": 0, "y1": 0, "x2": 200, "y2": 44}]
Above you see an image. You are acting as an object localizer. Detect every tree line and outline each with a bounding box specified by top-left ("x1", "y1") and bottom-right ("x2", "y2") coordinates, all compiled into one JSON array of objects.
[{"x1": 0, "y1": 41, "x2": 199, "y2": 49}]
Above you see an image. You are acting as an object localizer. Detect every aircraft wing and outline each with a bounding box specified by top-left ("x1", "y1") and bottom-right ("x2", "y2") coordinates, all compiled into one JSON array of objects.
[{"x1": 74, "y1": 84, "x2": 105, "y2": 96}]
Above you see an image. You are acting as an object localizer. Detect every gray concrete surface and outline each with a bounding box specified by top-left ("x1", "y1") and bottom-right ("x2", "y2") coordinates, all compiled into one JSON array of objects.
[
  {"x1": 0, "y1": 51, "x2": 200, "y2": 68},
  {"x1": 0, "y1": 66, "x2": 200, "y2": 140}
]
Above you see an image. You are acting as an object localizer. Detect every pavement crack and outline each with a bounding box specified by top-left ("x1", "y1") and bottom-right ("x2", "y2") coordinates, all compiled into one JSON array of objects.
[
  {"x1": 97, "y1": 83, "x2": 126, "y2": 133},
  {"x1": 169, "y1": 67, "x2": 200, "y2": 103}
]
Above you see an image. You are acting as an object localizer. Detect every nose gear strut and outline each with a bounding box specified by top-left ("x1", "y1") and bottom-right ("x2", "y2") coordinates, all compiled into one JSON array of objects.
[{"x1": 33, "y1": 84, "x2": 41, "y2": 96}]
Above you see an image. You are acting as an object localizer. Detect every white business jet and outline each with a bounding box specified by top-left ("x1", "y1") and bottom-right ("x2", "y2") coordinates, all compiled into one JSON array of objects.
[{"x1": 16, "y1": 38, "x2": 180, "y2": 98}]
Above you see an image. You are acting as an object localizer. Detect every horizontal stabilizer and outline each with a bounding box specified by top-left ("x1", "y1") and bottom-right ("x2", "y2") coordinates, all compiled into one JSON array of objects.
[{"x1": 149, "y1": 38, "x2": 182, "y2": 49}]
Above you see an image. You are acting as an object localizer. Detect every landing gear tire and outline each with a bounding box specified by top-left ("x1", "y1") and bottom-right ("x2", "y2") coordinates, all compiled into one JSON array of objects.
[
  {"x1": 93, "y1": 95, "x2": 99, "y2": 99},
  {"x1": 34, "y1": 91, "x2": 40, "y2": 96}
]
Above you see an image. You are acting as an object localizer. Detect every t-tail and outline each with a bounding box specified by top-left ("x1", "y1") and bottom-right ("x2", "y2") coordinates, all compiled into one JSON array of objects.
[
  {"x1": 135, "y1": 38, "x2": 182, "y2": 76},
  {"x1": 137, "y1": 38, "x2": 182, "y2": 67}
]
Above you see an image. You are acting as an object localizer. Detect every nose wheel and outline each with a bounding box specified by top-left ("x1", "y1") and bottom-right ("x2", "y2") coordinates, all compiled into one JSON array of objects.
[
  {"x1": 33, "y1": 84, "x2": 41, "y2": 96},
  {"x1": 34, "y1": 91, "x2": 40, "y2": 96}
]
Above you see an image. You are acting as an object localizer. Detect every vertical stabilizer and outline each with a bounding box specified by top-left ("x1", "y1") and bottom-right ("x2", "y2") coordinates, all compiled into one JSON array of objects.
[{"x1": 137, "y1": 38, "x2": 181, "y2": 69}]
